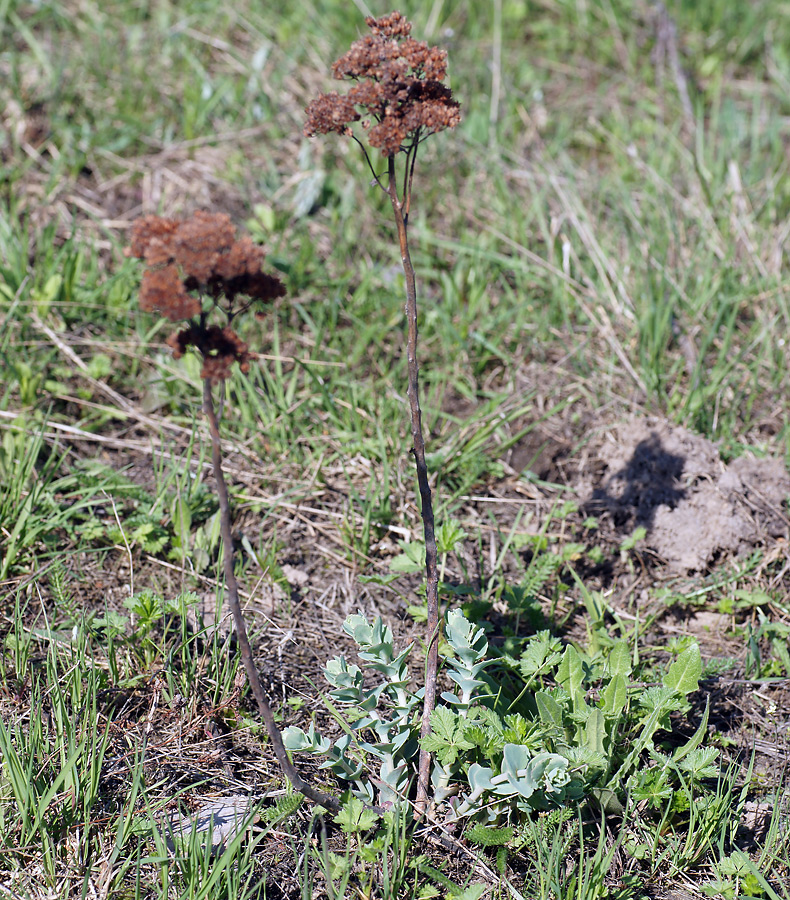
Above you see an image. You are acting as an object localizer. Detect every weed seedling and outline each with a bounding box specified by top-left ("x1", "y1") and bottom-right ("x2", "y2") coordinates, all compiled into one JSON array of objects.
[
  {"x1": 305, "y1": 9, "x2": 460, "y2": 815},
  {"x1": 127, "y1": 211, "x2": 339, "y2": 811}
]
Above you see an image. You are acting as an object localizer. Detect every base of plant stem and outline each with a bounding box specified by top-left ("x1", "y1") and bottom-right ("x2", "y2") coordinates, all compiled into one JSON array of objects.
[{"x1": 202, "y1": 378, "x2": 340, "y2": 813}]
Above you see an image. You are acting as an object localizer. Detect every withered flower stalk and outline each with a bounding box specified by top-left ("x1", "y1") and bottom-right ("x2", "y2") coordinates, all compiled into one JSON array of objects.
[
  {"x1": 128, "y1": 212, "x2": 339, "y2": 813},
  {"x1": 305, "y1": 11, "x2": 461, "y2": 817}
]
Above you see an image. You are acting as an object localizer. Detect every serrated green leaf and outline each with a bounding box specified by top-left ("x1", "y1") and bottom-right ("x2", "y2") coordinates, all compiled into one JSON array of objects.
[
  {"x1": 606, "y1": 642, "x2": 632, "y2": 678},
  {"x1": 628, "y1": 764, "x2": 672, "y2": 806},
  {"x1": 502, "y1": 713, "x2": 530, "y2": 744},
  {"x1": 334, "y1": 796, "x2": 379, "y2": 833},
  {"x1": 463, "y1": 707, "x2": 505, "y2": 760},
  {"x1": 663, "y1": 643, "x2": 701, "y2": 695},
  {"x1": 601, "y1": 674, "x2": 626, "y2": 715},
  {"x1": 563, "y1": 745, "x2": 608, "y2": 776},
  {"x1": 421, "y1": 707, "x2": 474, "y2": 767},
  {"x1": 585, "y1": 708, "x2": 605, "y2": 754},
  {"x1": 518, "y1": 630, "x2": 563, "y2": 684},
  {"x1": 677, "y1": 747, "x2": 719, "y2": 780},
  {"x1": 326, "y1": 852, "x2": 350, "y2": 881},
  {"x1": 463, "y1": 723, "x2": 501, "y2": 759},
  {"x1": 436, "y1": 519, "x2": 467, "y2": 555},
  {"x1": 416, "y1": 887, "x2": 441, "y2": 900},
  {"x1": 535, "y1": 690, "x2": 564, "y2": 728},
  {"x1": 556, "y1": 645, "x2": 584, "y2": 708}
]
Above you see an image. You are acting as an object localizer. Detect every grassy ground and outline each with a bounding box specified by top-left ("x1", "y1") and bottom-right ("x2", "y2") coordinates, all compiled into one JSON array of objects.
[{"x1": 1, "y1": 0, "x2": 790, "y2": 896}]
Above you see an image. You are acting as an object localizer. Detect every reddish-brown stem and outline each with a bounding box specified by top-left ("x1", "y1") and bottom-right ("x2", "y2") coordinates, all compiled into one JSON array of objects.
[
  {"x1": 385, "y1": 155, "x2": 440, "y2": 818},
  {"x1": 202, "y1": 378, "x2": 339, "y2": 813},
  {"x1": 403, "y1": 131, "x2": 421, "y2": 220}
]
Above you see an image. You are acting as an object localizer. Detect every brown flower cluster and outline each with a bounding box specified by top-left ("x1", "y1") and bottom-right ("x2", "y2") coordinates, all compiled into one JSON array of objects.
[
  {"x1": 128, "y1": 211, "x2": 285, "y2": 313},
  {"x1": 304, "y1": 11, "x2": 460, "y2": 156},
  {"x1": 128, "y1": 211, "x2": 285, "y2": 381},
  {"x1": 166, "y1": 323, "x2": 251, "y2": 382}
]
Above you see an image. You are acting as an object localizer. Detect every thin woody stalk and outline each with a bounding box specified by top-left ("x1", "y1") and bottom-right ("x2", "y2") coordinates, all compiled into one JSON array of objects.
[
  {"x1": 385, "y1": 155, "x2": 440, "y2": 818},
  {"x1": 203, "y1": 378, "x2": 339, "y2": 813}
]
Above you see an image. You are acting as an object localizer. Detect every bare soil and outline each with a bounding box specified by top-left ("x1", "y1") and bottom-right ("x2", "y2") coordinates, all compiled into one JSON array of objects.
[{"x1": 578, "y1": 416, "x2": 790, "y2": 574}]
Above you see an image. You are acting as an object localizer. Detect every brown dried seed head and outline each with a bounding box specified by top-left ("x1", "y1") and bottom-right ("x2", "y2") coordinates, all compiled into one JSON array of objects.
[
  {"x1": 143, "y1": 236, "x2": 175, "y2": 268},
  {"x1": 305, "y1": 91, "x2": 360, "y2": 137},
  {"x1": 368, "y1": 119, "x2": 408, "y2": 156},
  {"x1": 165, "y1": 327, "x2": 192, "y2": 359},
  {"x1": 172, "y1": 211, "x2": 236, "y2": 284},
  {"x1": 164, "y1": 324, "x2": 251, "y2": 382},
  {"x1": 214, "y1": 235, "x2": 266, "y2": 281},
  {"x1": 423, "y1": 45, "x2": 448, "y2": 81},
  {"x1": 348, "y1": 80, "x2": 385, "y2": 111},
  {"x1": 417, "y1": 97, "x2": 461, "y2": 132},
  {"x1": 130, "y1": 211, "x2": 285, "y2": 379},
  {"x1": 200, "y1": 325, "x2": 250, "y2": 382},
  {"x1": 332, "y1": 34, "x2": 403, "y2": 81},
  {"x1": 201, "y1": 354, "x2": 234, "y2": 382},
  {"x1": 365, "y1": 11, "x2": 412, "y2": 38},
  {"x1": 127, "y1": 216, "x2": 179, "y2": 260},
  {"x1": 240, "y1": 270, "x2": 286, "y2": 301},
  {"x1": 399, "y1": 36, "x2": 429, "y2": 70},
  {"x1": 219, "y1": 325, "x2": 249, "y2": 360},
  {"x1": 306, "y1": 11, "x2": 460, "y2": 155},
  {"x1": 140, "y1": 266, "x2": 201, "y2": 321},
  {"x1": 213, "y1": 237, "x2": 286, "y2": 302}
]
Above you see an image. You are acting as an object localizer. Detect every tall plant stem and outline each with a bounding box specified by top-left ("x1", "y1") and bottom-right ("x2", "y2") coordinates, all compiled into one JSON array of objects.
[
  {"x1": 385, "y1": 155, "x2": 440, "y2": 818},
  {"x1": 202, "y1": 378, "x2": 339, "y2": 813}
]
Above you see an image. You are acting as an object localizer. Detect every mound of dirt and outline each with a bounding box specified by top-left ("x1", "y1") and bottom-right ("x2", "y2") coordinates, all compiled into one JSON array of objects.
[{"x1": 580, "y1": 418, "x2": 790, "y2": 573}]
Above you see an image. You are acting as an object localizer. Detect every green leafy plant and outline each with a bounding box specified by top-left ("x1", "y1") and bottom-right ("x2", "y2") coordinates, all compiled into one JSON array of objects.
[
  {"x1": 703, "y1": 850, "x2": 768, "y2": 900},
  {"x1": 500, "y1": 629, "x2": 708, "y2": 817},
  {"x1": 284, "y1": 609, "x2": 577, "y2": 817},
  {"x1": 284, "y1": 612, "x2": 421, "y2": 806},
  {"x1": 286, "y1": 603, "x2": 715, "y2": 841}
]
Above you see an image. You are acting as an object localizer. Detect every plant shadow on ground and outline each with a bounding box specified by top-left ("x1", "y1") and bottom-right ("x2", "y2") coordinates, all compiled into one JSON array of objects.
[{"x1": 585, "y1": 433, "x2": 687, "y2": 534}]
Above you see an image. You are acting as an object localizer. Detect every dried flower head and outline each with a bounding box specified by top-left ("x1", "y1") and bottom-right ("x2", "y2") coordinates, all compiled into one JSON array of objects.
[
  {"x1": 127, "y1": 216, "x2": 179, "y2": 260},
  {"x1": 128, "y1": 211, "x2": 286, "y2": 382},
  {"x1": 305, "y1": 11, "x2": 460, "y2": 156},
  {"x1": 166, "y1": 324, "x2": 251, "y2": 382},
  {"x1": 140, "y1": 265, "x2": 201, "y2": 321}
]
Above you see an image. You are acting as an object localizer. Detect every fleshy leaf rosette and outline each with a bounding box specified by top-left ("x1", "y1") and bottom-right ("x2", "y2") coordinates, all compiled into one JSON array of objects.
[
  {"x1": 127, "y1": 211, "x2": 285, "y2": 382},
  {"x1": 304, "y1": 11, "x2": 460, "y2": 156}
]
